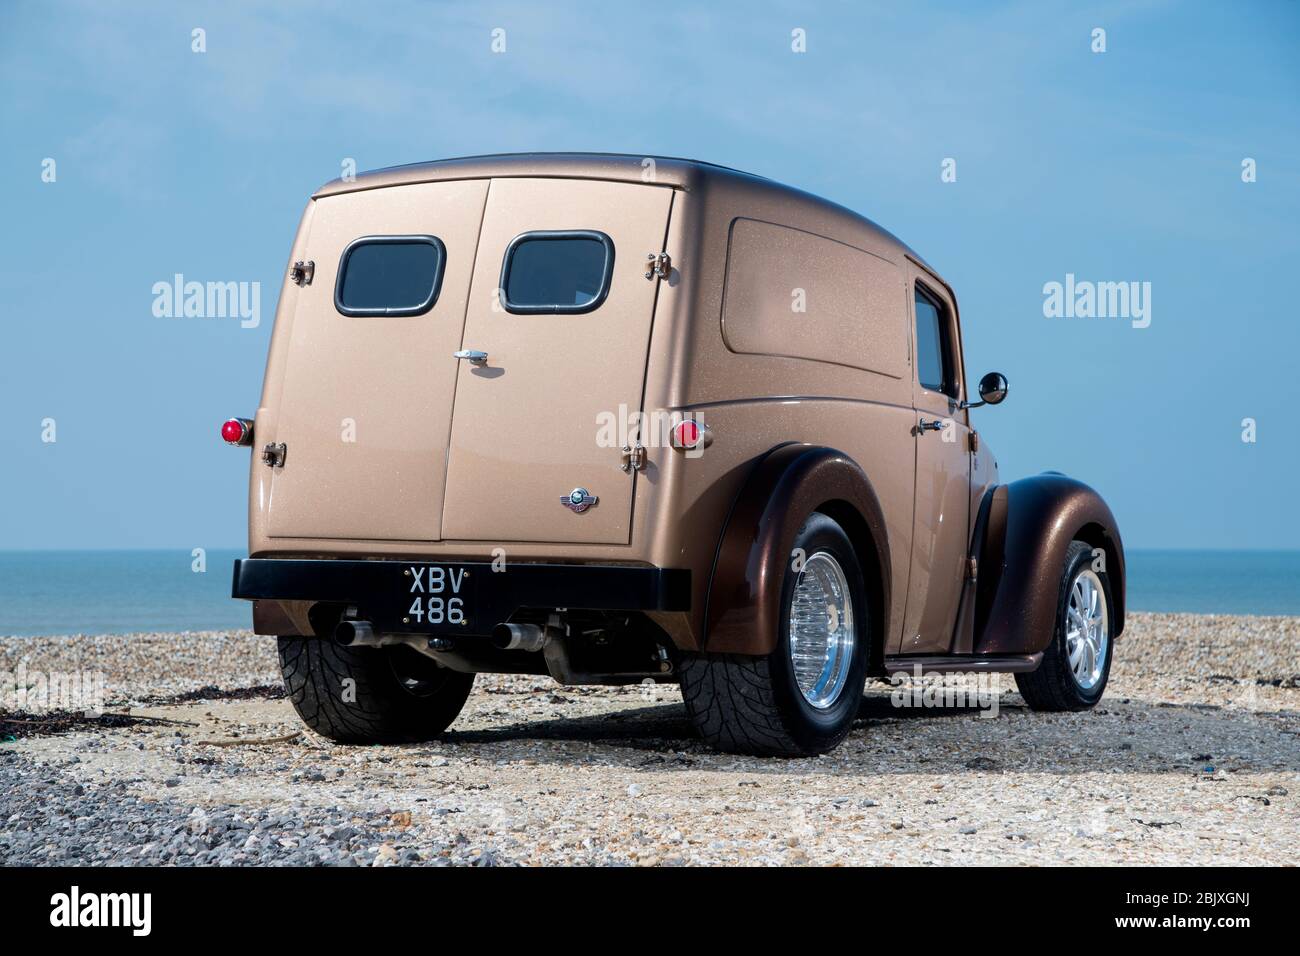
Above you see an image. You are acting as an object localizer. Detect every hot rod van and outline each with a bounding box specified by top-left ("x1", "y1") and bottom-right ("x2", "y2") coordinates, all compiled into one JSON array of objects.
[{"x1": 226, "y1": 153, "x2": 1125, "y2": 757}]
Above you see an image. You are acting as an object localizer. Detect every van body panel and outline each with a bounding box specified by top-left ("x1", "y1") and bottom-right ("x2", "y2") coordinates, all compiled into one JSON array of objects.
[
  {"x1": 721, "y1": 217, "x2": 906, "y2": 379},
  {"x1": 668, "y1": 402, "x2": 916, "y2": 653},
  {"x1": 440, "y1": 178, "x2": 673, "y2": 544},
  {"x1": 249, "y1": 199, "x2": 316, "y2": 545},
  {"x1": 265, "y1": 179, "x2": 489, "y2": 540}
]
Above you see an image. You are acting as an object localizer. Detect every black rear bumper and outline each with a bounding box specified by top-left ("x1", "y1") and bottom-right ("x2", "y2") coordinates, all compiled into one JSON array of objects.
[{"x1": 231, "y1": 558, "x2": 690, "y2": 636}]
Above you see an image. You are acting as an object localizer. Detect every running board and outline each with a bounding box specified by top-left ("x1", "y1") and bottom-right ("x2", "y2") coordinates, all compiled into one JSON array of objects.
[{"x1": 883, "y1": 653, "x2": 1041, "y2": 675}]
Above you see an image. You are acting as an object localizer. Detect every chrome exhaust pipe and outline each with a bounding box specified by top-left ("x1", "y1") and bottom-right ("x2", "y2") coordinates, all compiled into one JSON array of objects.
[
  {"x1": 335, "y1": 619, "x2": 379, "y2": 647},
  {"x1": 491, "y1": 623, "x2": 550, "y2": 652},
  {"x1": 334, "y1": 619, "x2": 441, "y2": 652}
]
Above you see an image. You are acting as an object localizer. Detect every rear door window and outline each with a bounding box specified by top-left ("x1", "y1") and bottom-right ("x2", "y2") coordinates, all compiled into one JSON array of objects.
[
  {"x1": 499, "y1": 230, "x2": 614, "y2": 314},
  {"x1": 335, "y1": 235, "x2": 446, "y2": 316}
]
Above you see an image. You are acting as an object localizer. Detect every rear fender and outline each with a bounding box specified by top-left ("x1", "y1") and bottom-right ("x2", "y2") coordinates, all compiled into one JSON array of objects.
[{"x1": 703, "y1": 444, "x2": 891, "y2": 657}]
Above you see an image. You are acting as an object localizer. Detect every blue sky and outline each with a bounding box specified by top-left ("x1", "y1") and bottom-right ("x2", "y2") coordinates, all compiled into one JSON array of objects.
[{"x1": 1, "y1": 0, "x2": 1297, "y2": 549}]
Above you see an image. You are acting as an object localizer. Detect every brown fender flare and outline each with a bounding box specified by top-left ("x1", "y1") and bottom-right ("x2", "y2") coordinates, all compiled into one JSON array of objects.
[
  {"x1": 702, "y1": 444, "x2": 891, "y2": 657},
  {"x1": 971, "y1": 472, "x2": 1126, "y2": 656}
]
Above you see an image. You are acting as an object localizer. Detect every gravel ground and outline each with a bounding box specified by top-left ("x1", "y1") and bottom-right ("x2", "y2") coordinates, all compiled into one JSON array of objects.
[{"x1": 1, "y1": 612, "x2": 1296, "y2": 866}]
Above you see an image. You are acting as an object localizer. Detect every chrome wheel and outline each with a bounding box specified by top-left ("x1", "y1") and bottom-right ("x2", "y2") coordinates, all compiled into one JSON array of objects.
[
  {"x1": 1065, "y1": 568, "x2": 1109, "y2": 691},
  {"x1": 788, "y1": 551, "x2": 856, "y2": 709}
]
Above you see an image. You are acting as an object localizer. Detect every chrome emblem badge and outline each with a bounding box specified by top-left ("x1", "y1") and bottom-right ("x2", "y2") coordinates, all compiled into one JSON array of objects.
[{"x1": 562, "y1": 487, "x2": 598, "y2": 513}]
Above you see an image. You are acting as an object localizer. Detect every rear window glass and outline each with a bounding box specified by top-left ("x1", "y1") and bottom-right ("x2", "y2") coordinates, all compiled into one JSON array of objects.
[
  {"x1": 335, "y1": 236, "x2": 446, "y2": 316},
  {"x1": 500, "y1": 231, "x2": 614, "y2": 314}
]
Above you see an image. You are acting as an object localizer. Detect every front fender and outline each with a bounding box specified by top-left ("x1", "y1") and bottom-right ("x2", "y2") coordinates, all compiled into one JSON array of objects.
[
  {"x1": 703, "y1": 444, "x2": 891, "y2": 656},
  {"x1": 972, "y1": 473, "x2": 1126, "y2": 656}
]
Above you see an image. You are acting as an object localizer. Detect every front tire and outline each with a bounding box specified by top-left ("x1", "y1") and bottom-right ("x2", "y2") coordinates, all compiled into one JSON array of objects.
[
  {"x1": 278, "y1": 638, "x2": 473, "y2": 743},
  {"x1": 1015, "y1": 539, "x2": 1115, "y2": 711},
  {"x1": 680, "y1": 512, "x2": 870, "y2": 756}
]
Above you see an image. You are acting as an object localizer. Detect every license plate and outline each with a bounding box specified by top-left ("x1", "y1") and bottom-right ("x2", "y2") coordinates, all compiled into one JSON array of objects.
[{"x1": 399, "y1": 563, "x2": 477, "y2": 632}]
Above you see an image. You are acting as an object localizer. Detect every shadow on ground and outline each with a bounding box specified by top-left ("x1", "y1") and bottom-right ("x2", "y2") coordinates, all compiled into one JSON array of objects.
[{"x1": 436, "y1": 689, "x2": 1300, "y2": 777}]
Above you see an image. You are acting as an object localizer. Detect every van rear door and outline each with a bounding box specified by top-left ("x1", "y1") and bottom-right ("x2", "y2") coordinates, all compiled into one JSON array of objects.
[
  {"x1": 441, "y1": 178, "x2": 673, "y2": 544},
  {"x1": 266, "y1": 180, "x2": 488, "y2": 541}
]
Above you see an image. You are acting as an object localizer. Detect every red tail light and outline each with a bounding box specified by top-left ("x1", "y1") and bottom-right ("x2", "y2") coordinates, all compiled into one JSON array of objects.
[
  {"x1": 670, "y1": 418, "x2": 711, "y2": 451},
  {"x1": 221, "y1": 417, "x2": 254, "y2": 446}
]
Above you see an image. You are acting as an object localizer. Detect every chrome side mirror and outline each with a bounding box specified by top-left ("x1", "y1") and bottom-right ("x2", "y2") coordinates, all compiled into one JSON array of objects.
[{"x1": 961, "y1": 371, "x2": 1008, "y2": 409}]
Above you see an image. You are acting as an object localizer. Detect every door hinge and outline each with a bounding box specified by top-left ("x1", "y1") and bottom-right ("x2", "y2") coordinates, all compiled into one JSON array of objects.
[
  {"x1": 967, "y1": 557, "x2": 978, "y2": 581},
  {"x1": 262, "y1": 442, "x2": 287, "y2": 468},
  {"x1": 969, "y1": 430, "x2": 979, "y2": 452},
  {"x1": 290, "y1": 260, "x2": 314, "y2": 286},
  {"x1": 620, "y1": 443, "x2": 647, "y2": 473},
  {"x1": 644, "y1": 252, "x2": 671, "y2": 281}
]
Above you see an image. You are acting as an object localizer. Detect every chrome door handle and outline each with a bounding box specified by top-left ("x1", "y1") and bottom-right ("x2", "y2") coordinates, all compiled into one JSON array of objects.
[
  {"x1": 917, "y1": 418, "x2": 944, "y2": 433},
  {"x1": 453, "y1": 349, "x2": 488, "y2": 365}
]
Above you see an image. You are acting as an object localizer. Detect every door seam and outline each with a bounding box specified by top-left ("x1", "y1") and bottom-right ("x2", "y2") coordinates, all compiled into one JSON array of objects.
[
  {"x1": 438, "y1": 178, "x2": 494, "y2": 540},
  {"x1": 625, "y1": 188, "x2": 677, "y2": 545}
]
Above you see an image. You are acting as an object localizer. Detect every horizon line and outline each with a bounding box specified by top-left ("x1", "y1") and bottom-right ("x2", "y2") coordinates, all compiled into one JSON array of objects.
[{"x1": 1, "y1": 546, "x2": 1299, "y2": 555}]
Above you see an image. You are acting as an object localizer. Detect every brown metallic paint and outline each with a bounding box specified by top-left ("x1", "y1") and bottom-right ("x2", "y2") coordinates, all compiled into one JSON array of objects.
[
  {"x1": 901, "y1": 265, "x2": 971, "y2": 655},
  {"x1": 947, "y1": 485, "x2": 995, "y2": 656},
  {"x1": 967, "y1": 473, "x2": 1126, "y2": 657},
  {"x1": 251, "y1": 598, "x2": 300, "y2": 636},
  {"x1": 703, "y1": 444, "x2": 890, "y2": 658}
]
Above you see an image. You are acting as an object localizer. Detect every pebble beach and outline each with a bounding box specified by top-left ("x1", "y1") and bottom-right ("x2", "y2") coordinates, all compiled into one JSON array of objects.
[{"x1": 1, "y1": 612, "x2": 1296, "y2": 866}]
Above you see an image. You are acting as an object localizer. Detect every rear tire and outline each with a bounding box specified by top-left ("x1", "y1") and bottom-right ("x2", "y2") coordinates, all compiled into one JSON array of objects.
[
  {"x1": 1015, "y1": 539, "x2": 1114, "y2": 712},
  {"x1": 277, "y1": 638, "x2": 473, "y2": 743},
  {"x1": 680, "y1": 512, "x2": 870, "y2": 757}
]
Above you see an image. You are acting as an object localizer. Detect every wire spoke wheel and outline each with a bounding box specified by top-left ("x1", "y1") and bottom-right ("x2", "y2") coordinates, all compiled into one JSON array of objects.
[{"x1": 788, "y1": 551, "x2": 856, "y2": 709}]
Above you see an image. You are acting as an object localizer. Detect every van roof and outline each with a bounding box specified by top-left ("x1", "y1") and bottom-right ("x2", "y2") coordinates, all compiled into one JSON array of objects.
[{"x1": 313, "y1": 152, "x2": 939, "y2": 281}]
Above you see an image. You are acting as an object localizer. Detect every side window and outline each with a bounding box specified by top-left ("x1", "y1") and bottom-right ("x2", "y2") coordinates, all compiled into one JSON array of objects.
[
  {"x1": 499, "y1": 230, "x2": 614, "y2": 314},
  {"x1": 914, "y1": 285, "x2": 954, "y2": 396},
  {"x1": 335, "y1": 235, "x2": 446, "y2": 316}
]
